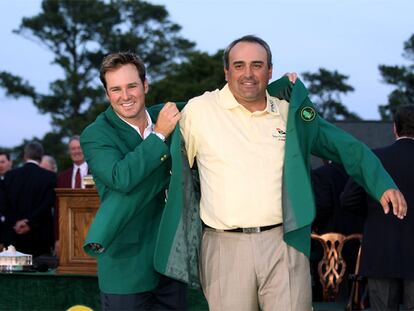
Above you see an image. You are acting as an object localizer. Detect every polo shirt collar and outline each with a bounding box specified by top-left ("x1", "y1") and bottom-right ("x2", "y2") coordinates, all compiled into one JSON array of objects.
[{"x1": 219, "y1": 83, "x2": 280, "y2": 115}]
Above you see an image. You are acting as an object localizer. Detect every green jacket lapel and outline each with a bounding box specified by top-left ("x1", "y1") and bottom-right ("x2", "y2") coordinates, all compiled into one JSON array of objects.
[{"x1": 104, "y1": 107, "x2": 143, "y2": 151}]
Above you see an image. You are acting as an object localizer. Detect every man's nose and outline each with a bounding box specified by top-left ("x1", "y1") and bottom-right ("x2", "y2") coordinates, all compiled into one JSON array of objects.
[
  {"x1": 244, "y1": 66, "x2": 253, "y2": 77},
  {"x1": 121, "y1": 89, "x2": 130, "y2": 100}
]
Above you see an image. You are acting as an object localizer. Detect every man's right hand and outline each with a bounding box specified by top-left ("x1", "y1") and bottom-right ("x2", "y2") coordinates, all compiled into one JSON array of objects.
[{"x1": 154, "y1": 102, "x2": 181, "y2": 139}]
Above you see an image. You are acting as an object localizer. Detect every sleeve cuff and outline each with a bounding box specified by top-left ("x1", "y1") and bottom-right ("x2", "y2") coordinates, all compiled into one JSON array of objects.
[{"x1": 153, "y1": 131, "x2": 166, "y2": 142}]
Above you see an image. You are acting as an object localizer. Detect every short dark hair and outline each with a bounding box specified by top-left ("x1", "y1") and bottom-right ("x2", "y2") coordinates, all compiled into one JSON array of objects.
[
  {"x1": 24, "y1": 141, "x2": 44, "y2": 162},
  {"x1": 100, "y1": 52, "x2": 146, "y2": 90},
  {"x1": 0, "y1": 151, "x2": 10, "y2": 161},
  {"x1": 394, "y1": 104, "x2": 414, "y2": 137},
  {"x1": 223, "y1": 35, "x2": 273, "y2": 70}
]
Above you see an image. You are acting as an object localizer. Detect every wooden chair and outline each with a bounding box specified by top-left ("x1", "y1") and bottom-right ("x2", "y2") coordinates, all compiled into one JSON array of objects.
[
  {"x1": 311, "y1": 232, "x2": 363, "y2": 303},
  {"x1": 346, "y1": 243, "x2": 369, "y2": 311}
]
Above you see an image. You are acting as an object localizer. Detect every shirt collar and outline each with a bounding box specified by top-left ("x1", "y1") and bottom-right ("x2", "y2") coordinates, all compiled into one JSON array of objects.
[
  {"x1": 116, "y1": 110, "x2": 153, "y2": 136},
  {"x1": 219, "y1": 83, "x2": 280, "y2": 116},
  {"x1": 74, "y1": 162, "x2": 88, "y2": 171},
  {"x1": 26, "y1": 159, "x2": 39, "y2": 165},
  {"x1": 397, "y1": 136, "x2": 414, "y2": 141}
]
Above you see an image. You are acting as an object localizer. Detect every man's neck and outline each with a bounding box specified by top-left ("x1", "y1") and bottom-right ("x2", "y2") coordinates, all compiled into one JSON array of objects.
[
  {"x1": 116, "y1": 110, "x2": 148, "y2": 136},
  {"x1": 135, "y1": 116, "x2": 149, "y2": 137},
  {"x1": 238, "y1": 98, "x2": 267, "y2": 113}
]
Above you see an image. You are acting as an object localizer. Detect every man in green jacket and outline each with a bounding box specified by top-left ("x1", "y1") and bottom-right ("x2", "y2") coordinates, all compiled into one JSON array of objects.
[
  {"x1": 80, "y1": 52, "x2": 186, "y2": 310},
  {"x1": 177, "y1": 35, "x2": 407, "y2": 311}
]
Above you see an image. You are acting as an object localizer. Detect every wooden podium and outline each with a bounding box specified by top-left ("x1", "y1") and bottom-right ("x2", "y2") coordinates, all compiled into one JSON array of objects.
[{"x1": 56, "y1": 188, "x2": 99, "y2": 275}]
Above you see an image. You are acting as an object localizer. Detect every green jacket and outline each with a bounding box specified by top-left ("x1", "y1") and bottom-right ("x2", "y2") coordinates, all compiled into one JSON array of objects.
[
  {"x1": 83, "y1": 77, "x2": 396, "y2": 293},
  {"x1": 153, "y1": 77, "x2": 397, "y2": 289},
  {"x1": 81, "y1": 104, "x2": 174, "y2": 294}
]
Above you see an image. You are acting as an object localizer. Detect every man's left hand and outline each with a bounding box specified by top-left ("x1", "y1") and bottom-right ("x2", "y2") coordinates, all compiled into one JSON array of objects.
[
  {"x1": 380, "y1": 189, "x2": 407, "y2": 219},
  {"x1": 284, "y1": 72, "x2": 298, "y2": 84}
]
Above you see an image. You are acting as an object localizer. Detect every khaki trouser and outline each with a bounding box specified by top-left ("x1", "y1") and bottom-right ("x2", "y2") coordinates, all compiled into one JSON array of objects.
[{"x1": 200, "y1": 226, "x2": 312, "y2": 311}]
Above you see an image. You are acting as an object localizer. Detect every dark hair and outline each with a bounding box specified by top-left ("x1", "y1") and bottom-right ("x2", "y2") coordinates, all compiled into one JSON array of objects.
[
  {"x1": 223, "y1": 35, "x2": 273, "y2": 70},
  {"x1": 100, "y1": 52, "x2": 146, "y2": 90},
  {"x1": 24, "y1": 141, "x2": 44, "y2": 162},
  {"x1": 394, "y1": 104, "x2": 414, "y2": 137},
  {"x1": 0, "y1": 151, "x2": 10, "y2": 161}
]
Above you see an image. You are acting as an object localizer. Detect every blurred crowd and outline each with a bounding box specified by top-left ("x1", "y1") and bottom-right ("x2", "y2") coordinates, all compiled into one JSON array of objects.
[{"x1": 0, "y1": 135, "x2": 88, "y2": 259}]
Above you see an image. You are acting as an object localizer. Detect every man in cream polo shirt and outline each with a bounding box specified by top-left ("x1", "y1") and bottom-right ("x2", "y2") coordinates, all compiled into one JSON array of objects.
[
  {"x1": 180, "y1": 35, "x2": 407, "y2": 311},
  {"x1": 182, "y1": 84, "x2": 288, "y2": 229}
]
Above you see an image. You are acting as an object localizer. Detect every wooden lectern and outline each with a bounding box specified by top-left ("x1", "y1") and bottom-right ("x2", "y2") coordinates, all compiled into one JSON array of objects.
[{"x1": 56, "y1": 188, "x2": 99, "y2": 275}]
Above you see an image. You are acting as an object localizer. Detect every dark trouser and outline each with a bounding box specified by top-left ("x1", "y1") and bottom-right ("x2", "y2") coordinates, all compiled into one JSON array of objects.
[
  {"x1": 369, "y1": 278, "x2": 414, "y2": 311},
  {"x1": 101, "y1": 275, "x2": 187, "y2": 311}
]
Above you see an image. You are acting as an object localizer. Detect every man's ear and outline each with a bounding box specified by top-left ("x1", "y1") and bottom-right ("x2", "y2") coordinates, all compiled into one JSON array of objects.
[
  {"x1": 144, "y1": 79, "x2": 149, "y2": 94},
  {"x1": 393, "y1": 123, "x2": 398, "y2": 139},
  {"x1": 224, "y1": 68, "x2": 228, "y2": 82}
]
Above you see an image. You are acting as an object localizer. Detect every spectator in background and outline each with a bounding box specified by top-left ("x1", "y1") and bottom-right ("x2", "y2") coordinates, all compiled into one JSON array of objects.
[
  {"x1": 311, "y1": 160, "x2": 364, "y2": 235},
  {"x1": 341, "y1": 104, "x2": 414, "y2": 311},
  {"x1": 57, "y1": 135, "x2": 88, "y2": 189},
  {"x1": 0, "y1": 151, "x2": 12, "y2": 247},
  {"x1": 2, "y1": 141, "x2": 56, "y2": 257},
  {"x1": 40, "y1": 155, "x2": 58, "y2": 173},
  {"x1": 54, "y1": 135, "x2": 88, "y2": 255},
  {"x1": 311, "y1": 161, "x2": 349, "y2": 234},
  {"x1": 0, "y1": 151, "x2": 13, "y2": 180}
]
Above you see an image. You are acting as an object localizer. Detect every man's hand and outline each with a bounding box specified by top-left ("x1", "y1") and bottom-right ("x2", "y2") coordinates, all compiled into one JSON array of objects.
[
  {"x1": 284, "y1": 72, "x2": 298, "y2": 84},
  {"x1": 380, "y1": 189, "x2": 407, "y2": 219},
  {"x1": 54, "y1": 240, "x2": 60, "y2": 257},
  {"x1": 14, "y1": 219, "x2": 31, "y2": 234},
  {"x1": 154, "y1": 102, "x2": 181, "y2": 139}
]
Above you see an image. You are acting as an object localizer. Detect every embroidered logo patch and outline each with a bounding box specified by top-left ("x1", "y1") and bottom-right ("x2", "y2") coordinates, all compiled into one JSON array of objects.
[{"x1": 300, "y1": 106, "x2": 316, "y2": 122}]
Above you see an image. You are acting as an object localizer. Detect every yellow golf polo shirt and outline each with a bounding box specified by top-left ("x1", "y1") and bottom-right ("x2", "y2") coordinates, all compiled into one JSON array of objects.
[{"x1": 180, "y1": 84, "x2": 289, "y2": 229}]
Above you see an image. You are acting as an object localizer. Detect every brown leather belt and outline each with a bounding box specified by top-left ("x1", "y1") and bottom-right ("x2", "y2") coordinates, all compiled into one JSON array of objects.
[{"x1": 204, "y1": 223, "x2": 282, "y2": 234}]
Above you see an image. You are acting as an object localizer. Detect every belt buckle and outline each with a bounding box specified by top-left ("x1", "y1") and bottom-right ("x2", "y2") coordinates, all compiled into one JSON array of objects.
[{"x1": 242, "y1": 227, "x2": 260, "y2": 234}]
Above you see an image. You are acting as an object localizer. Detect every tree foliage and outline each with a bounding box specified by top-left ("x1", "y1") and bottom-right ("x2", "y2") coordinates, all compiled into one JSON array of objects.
[
  {"x1": 378, "y1": 34, "x2": 414, "y2": 120},
  {"x1": 302, "y1": 68, "x2": 360, "y2": 121},
  {"x1": 0, "y1": 0, "x2": 195, "y2": 168},
  {"x1": 146, "y1": 50, "x2": 226, "y2": 105},
  {"x1": 0, "y1": 1, "x2": 194, "y2": 139}
]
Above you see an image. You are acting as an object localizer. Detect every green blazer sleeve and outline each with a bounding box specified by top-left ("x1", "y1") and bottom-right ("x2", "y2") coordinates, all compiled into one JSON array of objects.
[
  {"x1": 311, "y1": 116, "x2": 397, "y2": 201},
  {"x1": 268, "y1": 78, "x2": 398, "y2": 257}
]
